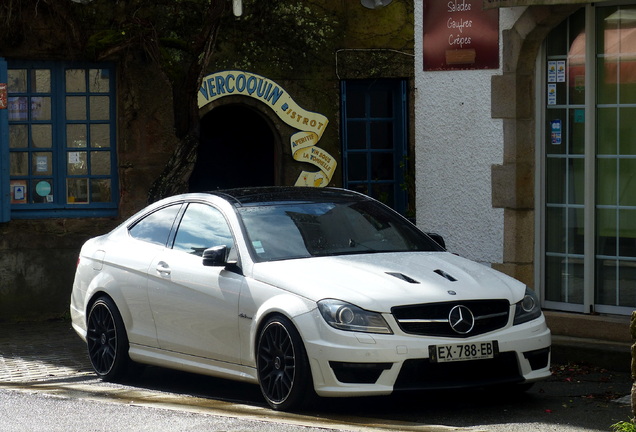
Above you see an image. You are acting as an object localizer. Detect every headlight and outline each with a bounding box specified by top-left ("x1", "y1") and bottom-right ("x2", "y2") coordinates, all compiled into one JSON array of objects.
[
  {"x1": 513, "y1": 288, "x2": 542, "y2": 325},
  {"x1": 317, "y1": 299, "x2": 392, "y2": 334}
]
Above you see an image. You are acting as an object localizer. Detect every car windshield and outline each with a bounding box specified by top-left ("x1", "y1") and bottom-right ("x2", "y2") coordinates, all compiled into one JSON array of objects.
[{"x1": 237, "y1": 199, "x2": 442, "y2": 262}]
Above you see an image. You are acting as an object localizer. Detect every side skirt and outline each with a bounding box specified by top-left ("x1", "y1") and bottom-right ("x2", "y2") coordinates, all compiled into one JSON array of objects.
[{"x1": 129, "y1": 344, "x2": 258, "y2": 384}]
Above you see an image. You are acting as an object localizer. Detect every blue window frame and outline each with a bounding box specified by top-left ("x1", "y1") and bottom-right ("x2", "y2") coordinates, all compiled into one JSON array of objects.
[
  {"x1": 0, "y1": 58, "x2": 9, "y2": 222},
  {"x1": 341, "y1": 79, "x2": 408, "y2": 215},
  {"x1": 0, "y1": 59, "x2": 118, "y2": 220}
]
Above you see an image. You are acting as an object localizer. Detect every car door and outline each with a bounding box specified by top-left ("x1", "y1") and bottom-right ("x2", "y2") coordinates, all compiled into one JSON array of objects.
[
  {"x1": 146, "y1": 201, "x2": 242, "y2": 364},
  {"x1": 118, "y1": 202, "x2": 184, "y2": 348}
]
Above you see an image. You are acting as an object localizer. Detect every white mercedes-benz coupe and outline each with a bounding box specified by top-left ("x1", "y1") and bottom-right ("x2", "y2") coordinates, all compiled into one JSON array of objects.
[{"x1": 70, "y1": 187, "x2": 551, "y2": 410}]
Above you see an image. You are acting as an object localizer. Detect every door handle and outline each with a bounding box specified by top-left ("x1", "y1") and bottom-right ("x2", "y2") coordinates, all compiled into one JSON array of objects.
[{"x1": 156, "y1": 261, "x2": 171, "y2": 276}]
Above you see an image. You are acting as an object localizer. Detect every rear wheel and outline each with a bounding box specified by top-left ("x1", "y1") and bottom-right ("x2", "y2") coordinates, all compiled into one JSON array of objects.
[
  {"x1": 86, "y1": 296, "x2": 130, "y2": 381},
  {"x1": 257, "y1": 315, "x2": 314, "y2": 411}
]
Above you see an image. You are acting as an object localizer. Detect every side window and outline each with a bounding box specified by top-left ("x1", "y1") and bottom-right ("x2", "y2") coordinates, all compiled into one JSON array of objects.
[
  {"x1": 128, "y1": 204, "x2": 181, "y2": 246},
  {"x1": 173, "y1": 203, "x2": 234, "y2": 256}
]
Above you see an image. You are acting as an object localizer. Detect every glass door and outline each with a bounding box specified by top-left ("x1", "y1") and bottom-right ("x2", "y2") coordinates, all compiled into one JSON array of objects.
[
  {"x1": 544, "y1": 9, "x2": 587, "y2": 310},
  {"x1": 595, "y1": 4, "x2": 636, "y2": 313},
  {"x1": 542, "y1": 3, "x2": 636, "y2": 315}
]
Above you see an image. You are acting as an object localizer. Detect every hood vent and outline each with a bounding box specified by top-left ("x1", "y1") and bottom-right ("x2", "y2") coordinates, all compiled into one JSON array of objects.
[
  {"x1": 434, "y1": 269, "x2": 457, "y2": 282},
  {"x1": 386, "y1": 272, "x2": 420, "y2": 284}
]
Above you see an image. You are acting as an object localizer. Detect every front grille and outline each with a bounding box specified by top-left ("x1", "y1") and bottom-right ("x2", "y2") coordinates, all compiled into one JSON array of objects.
[
  {"x1": 394, "y1": 352, "x2": 523, "y2": 391},
  {"x1": 391, "y1": 300, "x2": 510, "y2": 338}
]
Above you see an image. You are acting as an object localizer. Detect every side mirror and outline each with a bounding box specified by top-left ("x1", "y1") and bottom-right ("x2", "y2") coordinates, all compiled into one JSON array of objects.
[
  {"x1": 426, "y1": 232, "x2": 446, "y2": 249},
  {"x1": 202, "y1": 245, "x2": 229, "y2": 267}
]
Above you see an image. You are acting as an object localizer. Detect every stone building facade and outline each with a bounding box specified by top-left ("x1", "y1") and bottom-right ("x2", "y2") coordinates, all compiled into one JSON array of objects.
[
  {"x1": 0, "y1": 0, "x2": 415, "y2": 320},
  {"x1": 414, "y1": 0, "x2": 634, "y2": 348}
]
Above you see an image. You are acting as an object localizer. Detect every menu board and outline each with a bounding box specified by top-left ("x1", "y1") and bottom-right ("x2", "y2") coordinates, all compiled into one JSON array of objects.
[{"x1": 423, "y1": 0, "x2": 500, "y2": 71}]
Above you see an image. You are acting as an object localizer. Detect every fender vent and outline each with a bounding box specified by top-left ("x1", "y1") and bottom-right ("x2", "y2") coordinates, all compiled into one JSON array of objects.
[{"x1": 386, "y1": 272, "x2": 419, "y2": 284}]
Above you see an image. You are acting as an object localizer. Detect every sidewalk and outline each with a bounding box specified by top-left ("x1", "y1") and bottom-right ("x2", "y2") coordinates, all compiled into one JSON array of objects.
[
  {"x1": 1, "y1": 319, "x2": 633, "y2": 432},
  {"x1": 0, "y1": 320, "x2": 93, "y2": 383},
  {"x1": 1, "y1": 318, "x2": 632, "y2": 383}
]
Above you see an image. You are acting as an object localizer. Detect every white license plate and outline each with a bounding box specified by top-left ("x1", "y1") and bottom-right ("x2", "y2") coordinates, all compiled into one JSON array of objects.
[{"x1": 429, "y1": 341, "x2": 498, "y2": 363}]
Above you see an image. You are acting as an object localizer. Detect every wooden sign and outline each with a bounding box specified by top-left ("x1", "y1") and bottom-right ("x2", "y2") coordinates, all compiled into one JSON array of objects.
[{"x1": 423, "y1": 0, "x2": 499, "y2": 71}]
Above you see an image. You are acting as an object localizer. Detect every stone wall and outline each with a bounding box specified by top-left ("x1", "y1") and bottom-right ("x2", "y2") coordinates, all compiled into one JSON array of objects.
[
  {"x1": 0, "y1": 56, "x2": 177, "y2": 322},
  {"x1": 0, "y1": 219, "x2": 118, "y2": 321}
]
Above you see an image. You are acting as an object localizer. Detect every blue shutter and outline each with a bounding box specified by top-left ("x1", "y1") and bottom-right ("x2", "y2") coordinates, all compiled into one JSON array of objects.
[{"x1": 0, "y1": 58, "x2": 9, "y2": 222}]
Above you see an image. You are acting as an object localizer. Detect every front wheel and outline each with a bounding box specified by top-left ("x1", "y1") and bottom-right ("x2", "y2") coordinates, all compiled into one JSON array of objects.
[
  {"x1": 256, "y1": 315, "x2": 314, "y2": 411},
  {"x1": 86, "y1": 296, "x2": 130, "y2": 381}
]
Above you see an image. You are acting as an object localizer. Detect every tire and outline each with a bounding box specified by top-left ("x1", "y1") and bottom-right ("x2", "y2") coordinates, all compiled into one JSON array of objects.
[
  {"x1": 256, "y1": 315, "x2": 314, "y2": 411},
  {"x1": 86, "y1": 296, "x2": 130, "y2": 382}
]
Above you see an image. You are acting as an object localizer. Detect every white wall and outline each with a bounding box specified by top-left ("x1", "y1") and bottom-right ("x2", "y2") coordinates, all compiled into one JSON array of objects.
[{"x1": 414, "y1": 4, "x2": 525, "y2": 265}]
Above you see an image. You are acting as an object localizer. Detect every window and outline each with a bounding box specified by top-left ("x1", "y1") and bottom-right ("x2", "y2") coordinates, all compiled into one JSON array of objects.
[
  {"x1": 1, "y1": 60, "x2": 117, "y2": 219},
  {"x1": 129, "y1": 205, "x2": 182, "y2": 246},
  {"x1": 341, "y1": 80, "x2": 408, "y2": 215},
  {"x1": 173, "y1": 203, "x2": 234, "y2": 256},
  {"x1": 237, "y1": 199, "x2": 440, "y2": 262},
  {"x1": 542, "y1": 4, "x2": 636, "y2": 315}
]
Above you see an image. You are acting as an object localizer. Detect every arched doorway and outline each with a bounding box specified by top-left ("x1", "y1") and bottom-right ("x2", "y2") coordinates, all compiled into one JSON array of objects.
[
  {"x1": 189, "y1": 104, "x2": 277, "y2": 191},
  {"x1": 490, "y1": 5, "x2": 577, "y2": 289}
]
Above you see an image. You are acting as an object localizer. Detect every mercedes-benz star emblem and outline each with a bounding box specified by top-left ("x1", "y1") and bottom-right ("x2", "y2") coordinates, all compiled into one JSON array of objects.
[{"x1": 448, "y1": 305, "x2": 475, "y2": 334}]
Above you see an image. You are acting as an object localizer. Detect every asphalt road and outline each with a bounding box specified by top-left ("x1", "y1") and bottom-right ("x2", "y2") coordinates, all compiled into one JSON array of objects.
[{"x1": 0, "y1": 320, "x2": 632, "y2": 432}]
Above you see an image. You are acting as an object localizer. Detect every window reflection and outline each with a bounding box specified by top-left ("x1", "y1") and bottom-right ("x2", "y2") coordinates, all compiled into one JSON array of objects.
[
  {"x1": 129, "y1": 205, "x2": 181, "y2": 246},
  {"x1": 238, "y1": 200, "x2": 439, "y2": 262},
  {"x1": 173, "y1": 203, "x2": 234, "y2": 256}
]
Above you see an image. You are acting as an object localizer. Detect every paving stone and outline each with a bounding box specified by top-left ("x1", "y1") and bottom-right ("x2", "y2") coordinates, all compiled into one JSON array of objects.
[{"x1": 0, "y1": 321, "x2": 93, "y2": 383}]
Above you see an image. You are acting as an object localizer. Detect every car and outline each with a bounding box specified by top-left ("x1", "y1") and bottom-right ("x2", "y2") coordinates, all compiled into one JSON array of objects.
[{"x1": 70, "y1": 187, "x2": 551, "y2": 411}]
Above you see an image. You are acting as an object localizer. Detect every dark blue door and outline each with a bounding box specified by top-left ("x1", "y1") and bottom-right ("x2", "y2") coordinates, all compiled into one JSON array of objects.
[
  {"x1": 0, "y1": 58, "x2": 8, "y2": 222},
  {"x1": 341, "y1": 79, "x2": 408, "y2": 215}
]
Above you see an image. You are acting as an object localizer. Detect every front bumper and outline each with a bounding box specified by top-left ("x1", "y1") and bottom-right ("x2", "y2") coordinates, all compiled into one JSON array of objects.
[{"x1": 295, "y1": 310, "x2": 552, "y2": 397}]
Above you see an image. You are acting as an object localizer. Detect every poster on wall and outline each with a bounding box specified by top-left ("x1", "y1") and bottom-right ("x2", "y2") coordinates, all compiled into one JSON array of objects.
[
  {"x1": 10, "y1": 180, "x2": 26, "y2": 204},
  {"x1": 423, "y1": 0, "x2": 499, "y2": 71}
]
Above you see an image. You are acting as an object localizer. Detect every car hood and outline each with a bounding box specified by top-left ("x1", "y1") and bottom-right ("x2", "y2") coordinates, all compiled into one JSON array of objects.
[{"x1": 250, "y1": 252, "x2": 526, "y2": 312}]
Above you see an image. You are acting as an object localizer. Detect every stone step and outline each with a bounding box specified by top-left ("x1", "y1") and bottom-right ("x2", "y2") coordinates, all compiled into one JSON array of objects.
[
  {"x1": 544, "y1": 310, "x2": 632, "y2": 343},
  {"x1": 544, "y1": 311, "x2": 633, "y2": 372},
  {"x1": 551, "y1": 335, "x2": 632, "y2": 373}
]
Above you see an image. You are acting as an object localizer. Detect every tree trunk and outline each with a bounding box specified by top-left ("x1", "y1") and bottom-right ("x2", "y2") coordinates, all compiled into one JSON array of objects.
[{"x1": 147, "y1": 133, "x2": 199, "y2": 203}]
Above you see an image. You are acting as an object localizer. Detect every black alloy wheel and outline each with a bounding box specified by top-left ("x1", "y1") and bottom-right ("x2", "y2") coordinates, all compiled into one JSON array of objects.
[
  {"x1": 257, "y1": 315, "x2": 313, "y2": 411},
  {"x1": 86, "y1": 296, "x2": 130, "y2": 381}
]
